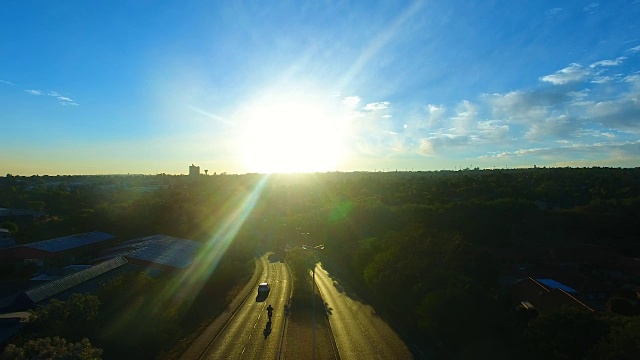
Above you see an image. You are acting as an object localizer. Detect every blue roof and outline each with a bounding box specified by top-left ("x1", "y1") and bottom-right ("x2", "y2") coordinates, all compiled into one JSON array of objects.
[
  {"x1": 23, "y1": 231, "x2": 116, "y2": 253},
  {"x1": 105, "y1": 234, "x2": 200, "y2": 269},
  {"x1": 536, "y1": 278, "x2": 577, "y2": 293}
]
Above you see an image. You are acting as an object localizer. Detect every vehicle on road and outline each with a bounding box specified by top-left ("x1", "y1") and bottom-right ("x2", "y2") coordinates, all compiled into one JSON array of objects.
[{"x1": 258, "y1": 282, "x2": 270, "y2": 294}]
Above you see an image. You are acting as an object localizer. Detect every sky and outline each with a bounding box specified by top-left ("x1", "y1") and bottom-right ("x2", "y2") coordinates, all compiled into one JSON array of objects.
[{"x1": 1, "y1": 0, "x2": 640, "y2": 175}]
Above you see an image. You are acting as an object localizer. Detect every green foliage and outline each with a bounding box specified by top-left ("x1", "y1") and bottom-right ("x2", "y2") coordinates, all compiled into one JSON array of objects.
[
  {"x1": 587, "y1": 316, "x2": 640, "y2": 360},
  {"x1": 606, "y1": 297, "x2": 637, "y2": 316},
  {"x1": 417, "y1": 285, "x2": 504, "y2": 356},
  {"x1": 0, "y1": 337, "x2": 102, "y2": 360},
  {"x1": 94, "y1": 271, "x2": 182, "y2": 359},
  {"x1": 0, "y1": 221, "x2": 18, "y2": 235},
  {"x1": 285, "y1": 247, "x2": 317, "y2": 295},
  {"x1": 516, "y1": 307, "x2": 609, "y2": 360},
  {"x1": 24, "y1": 294, "x2": 101, "y2": 342}
]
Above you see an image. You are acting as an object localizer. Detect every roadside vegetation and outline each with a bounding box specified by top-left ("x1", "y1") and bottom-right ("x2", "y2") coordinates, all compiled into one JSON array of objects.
[{"x1": 2, "y1": 167, "x2": 640, "y2": 358}]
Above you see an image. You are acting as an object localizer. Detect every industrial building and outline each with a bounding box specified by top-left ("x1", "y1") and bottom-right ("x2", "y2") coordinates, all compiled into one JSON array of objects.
[{"x1": 0, "y1": 231, "x2": 117, "y2": 263}]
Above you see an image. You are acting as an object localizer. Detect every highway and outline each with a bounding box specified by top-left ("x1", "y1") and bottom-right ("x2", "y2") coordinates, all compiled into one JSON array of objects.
[
  {"x1": 198, "y1": 256, "x2": 291, "y2": 359},
  {"x1": 314, "y1": 264, "x2": 414, "y2": 360}
]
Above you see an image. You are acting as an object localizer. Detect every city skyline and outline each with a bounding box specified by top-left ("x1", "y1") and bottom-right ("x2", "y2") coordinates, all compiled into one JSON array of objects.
[{"x1": 2, "y1": 1, "x2": 640, "y2": 175}]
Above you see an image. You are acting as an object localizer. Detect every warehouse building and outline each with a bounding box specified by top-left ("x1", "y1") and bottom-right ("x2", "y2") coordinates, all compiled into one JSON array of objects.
[{"x1": 0, "y1": 231, "x2": 117, "y2": 264}]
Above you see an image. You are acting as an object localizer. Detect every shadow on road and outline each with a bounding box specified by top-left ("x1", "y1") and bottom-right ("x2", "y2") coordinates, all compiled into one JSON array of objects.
[
  {"x1": 324, "y1": 301, "x2": 333, "y2": 316},
  {"x1": 263, "y1": 321, "x2": 272, "y2": 339},
  {"x1": 256, "y1": 292, "x2": 269, "y2": 302}
]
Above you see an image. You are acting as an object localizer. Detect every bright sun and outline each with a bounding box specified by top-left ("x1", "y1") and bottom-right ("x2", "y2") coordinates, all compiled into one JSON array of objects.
[{"x1": 240, "y1": 95, "x2": 347, "y2": 173}]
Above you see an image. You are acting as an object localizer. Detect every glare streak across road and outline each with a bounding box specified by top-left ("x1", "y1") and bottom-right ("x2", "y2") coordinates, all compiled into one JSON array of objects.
[
  {"x1": 201, "y1": 256, "x2": 291, "y2": 359},
  {"x1": 314, "y1": 264, "x2": 413, "y2": 360}
]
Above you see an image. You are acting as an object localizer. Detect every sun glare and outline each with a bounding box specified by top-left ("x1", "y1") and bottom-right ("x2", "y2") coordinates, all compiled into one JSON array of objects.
[{"x1": 240, "y1": 95, "x2": 347, "y2": 173}]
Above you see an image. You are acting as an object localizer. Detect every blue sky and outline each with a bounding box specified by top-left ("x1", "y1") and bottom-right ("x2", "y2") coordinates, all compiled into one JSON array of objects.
[{"x1": 1, "y1": 0, "x2": 640, "y2": 175}]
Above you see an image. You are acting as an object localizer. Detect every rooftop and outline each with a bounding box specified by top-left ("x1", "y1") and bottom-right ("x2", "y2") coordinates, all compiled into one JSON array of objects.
[{"x1": 22, "y1": 231, "x2": 116, "y2": 253}]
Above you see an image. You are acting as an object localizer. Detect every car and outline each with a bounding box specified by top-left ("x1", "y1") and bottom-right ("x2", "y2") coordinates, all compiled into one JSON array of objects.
[{"x1": 258, "y1": 282, "x2": 270, "y2": 294}]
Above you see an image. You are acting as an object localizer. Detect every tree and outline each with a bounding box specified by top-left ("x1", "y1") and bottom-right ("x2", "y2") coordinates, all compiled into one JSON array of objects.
[
  {"x1": 0, "y1": 337, "x2": 102, "y2": 360},
  {"x1": 0, "y1": 221, "x2": 18, "y2": 236},
  {"x1": 587, "y1": 316, "x2": 640, "y2": 360},
  {"x1": 516, "y1": 307, "x2": 608, "y2": 360},
  {"x1": 606, "y1": 297, "x2": 636, "y2": 316},
  {"x1": 25, "y1": 294, "x2": 101, "y2": 342}
]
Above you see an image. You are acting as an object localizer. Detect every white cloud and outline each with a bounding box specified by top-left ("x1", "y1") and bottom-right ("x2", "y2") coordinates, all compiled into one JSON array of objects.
[
  {"x1": 487, "y1": 140, "x2": 640, "y2": 162},
  {"x1": 417, "y1": 134, "x2": 471, "y2": 156},
  {"x1": 48, "y1": 92, "x2": 78, "y2": 106},
  {"x1": 23, "y1": 88, "x2": 79, "y2": 106},
  {"x1": 450, "y1": 100, "x2": 477, "y2": 134},
  {"x1": 488, "y1": 91, "x2": 560, "y2": 123},
  {"x1": 423, "y1": 104, "x2": 445, "y2": 127},
  {"x1": 588, "y1": 95, "x2": 640, "y2": 129},
  {"x1": 623, "y1": 73, "x2": 640, "y2": 83},
  {"x1": 0, "y1": 80, "x2": 14, "y2": 85},
  {"x1": 590, "y1": 57, "x2": 626, "y2": 68},
  {"x1": 574, "y1": 128, "x2": 617, "y2": 139},
  {"x1": 629, "y1": 45, "x2": 640, "y2": 53},
  {"x1": 591, "y1": 76, "x2": 613, "y2": 84},
  {"x1": 567, "y1": 89, "x2": 590, "y2": 99},
  {"x1": 540, "y1": 63, "x2": 590, "y2": 85},
  {"x1": 364, "y1": 101, "x2": 390, "y2": 111},
  {"x1": 525, "y1": 114, "x2": 577, "y2": 140},
  {"x1": 477, "y1": 120, "x2": 510, "y2": 140},
  {"x1": 342, "y1": 96, "x2": 361, "y2": 107}
]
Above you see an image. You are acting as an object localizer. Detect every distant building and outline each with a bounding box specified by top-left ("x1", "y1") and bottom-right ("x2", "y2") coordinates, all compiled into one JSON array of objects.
[{"x1": 189, "y1": 164, "x2": 200, "y2": 177}]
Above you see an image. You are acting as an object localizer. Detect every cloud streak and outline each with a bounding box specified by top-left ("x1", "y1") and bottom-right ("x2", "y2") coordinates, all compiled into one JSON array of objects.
[
  {"x1": 23, "y1": 88, "x2": 78, "y2": 106},
  {"x1": 540, "y1": 63, "x2": 590, "y2": 85}
]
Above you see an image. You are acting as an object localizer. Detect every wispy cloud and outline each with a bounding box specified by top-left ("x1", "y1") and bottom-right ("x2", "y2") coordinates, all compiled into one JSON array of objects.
[
  {"x1": 623, "y1": 73, "x2": 640, "y2": 83},
  {"x1": 488, "y1": 140, "x2": 640, "y2": 161},
  {"x1": 545, "y1": 8, "x2": 562, "y2": 17},
  {"x1": 583, "y1": 2, "x2": 599, "y2": 13},
  {"x1": 49, "y1": 92, "x2": 78, "y2": 106},
  {"x1": 590, "y1": 57, "x2": 626, "y2": 68},
  {"x1": 24, "y1": 88, "x2": 78, "y2": 106},
  {"x1": 540, "y1": 63, "x2": 590, "y2": 85},
  {"x1": 629, "y1": 45, "x2": 640, "y2": 53},
  {"x1": 342, "y1": 96, "x2": 361, "y2": 108},
  {"x1": 58, "y1": 96, "x2": 79, "y2": 106},
  {"x1": 0, "y1": 80, "x2": 14, "y2": 85},
  {"x1": 364, "y1": 101, "x2": 390, "y2": 111}
]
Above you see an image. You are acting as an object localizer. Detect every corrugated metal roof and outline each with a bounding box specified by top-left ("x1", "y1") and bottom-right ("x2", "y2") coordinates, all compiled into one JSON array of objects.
[
  {"x1": 107, "y1": 234, "x2": 201, "y2": 269},
  {"x1": 22, "y1": 256, "x2": 128, "y2": 304},
  {"x1": 23, "y1": 231, "x2": 116, "y2": 253}
]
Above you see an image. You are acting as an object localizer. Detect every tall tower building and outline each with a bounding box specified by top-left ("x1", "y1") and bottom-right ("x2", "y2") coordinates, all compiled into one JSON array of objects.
[{"x1": 189, "y1": 164, "x2": 200, "y2": 177}]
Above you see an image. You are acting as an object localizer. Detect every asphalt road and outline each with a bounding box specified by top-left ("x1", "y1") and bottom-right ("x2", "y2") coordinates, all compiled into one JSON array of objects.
[
  {"x1": 199, "y1": 256, "x2": 291, "y2": 360},
  {"x1": 314, "y1": 264, "x2": 414, "y2": 360}
]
